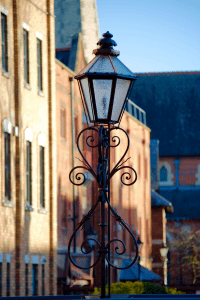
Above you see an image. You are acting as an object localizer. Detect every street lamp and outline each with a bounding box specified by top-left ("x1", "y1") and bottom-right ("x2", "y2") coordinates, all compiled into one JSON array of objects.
[
  {"x1": 160, "y1": 244, "x2": 169, "y2": 286},
  {"x1": 75, "y1": 31, "x2": 137, "y2": 125},
  {"x1": 137, "y1": 237, "x2": 143, "y2": 281},
  {"x1": 68, "y1": 31, "x2": 139, "y2": 298}
]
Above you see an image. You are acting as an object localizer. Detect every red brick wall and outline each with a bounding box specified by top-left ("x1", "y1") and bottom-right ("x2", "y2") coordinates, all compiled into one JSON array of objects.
[{"x1": 159, "y1": 157, "x2": 200, "y2": 186}]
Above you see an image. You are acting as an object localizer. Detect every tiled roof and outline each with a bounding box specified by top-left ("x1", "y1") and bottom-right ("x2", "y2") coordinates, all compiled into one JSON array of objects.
[
  {"x1": 130, "y1": 72, "x2": 200, "y2": 157},
  {"x1": 159, "y1": 188, "x2": 200, "y2": 220},
  {"x1": 120, "y1": 260, "x2": 162, "y2": 281},
  {"x1": 151, "y1": 190, "x2": 173, "y2": 213},
  {"x1": 56, "y1": 34, "x2": 79, "y2": 72}
]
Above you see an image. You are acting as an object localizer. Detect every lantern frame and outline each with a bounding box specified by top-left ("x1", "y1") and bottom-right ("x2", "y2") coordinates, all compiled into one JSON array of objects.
[{"x1": 75, "y1": 32, "x2": 137, "y2": 125}]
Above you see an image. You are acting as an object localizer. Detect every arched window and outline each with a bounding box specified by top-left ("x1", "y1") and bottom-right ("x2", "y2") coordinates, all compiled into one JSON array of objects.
[
  {"x1": 160, "y1": 166, "x2": 167, "y2": 182},
  {"x1": 159, "y1": 162, "x2": 174, "y2": 186}
]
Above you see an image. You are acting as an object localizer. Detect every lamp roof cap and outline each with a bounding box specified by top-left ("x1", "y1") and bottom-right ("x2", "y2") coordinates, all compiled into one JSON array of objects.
[{"x1": 93, "y1": 31, "x2": 120, "y2": 56}]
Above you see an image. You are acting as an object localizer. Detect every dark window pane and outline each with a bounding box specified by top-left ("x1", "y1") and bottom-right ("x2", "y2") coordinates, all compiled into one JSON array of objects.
[
  {"x1": 37, "y1": 38, "x2": 42, "y2": 91},
  {"x1": 26, "y1": 141, "x2": 32, "y2": 205},
  {"x1": 40, "y1": 146, "x2": 45, "y2": 208},
  {"x1": 160, "y1": 166, "x2": 167, "y2": 182},
  {"x1": 0, "y1": 263, "x2": 2, "y2": 297},
  {"x1": 32, "y1": 264, "x2": 38, "y2": 296},
  {"x1": 25, "y1": 264, "x2": 29, "y2": 296},
  {"x1": 42, "y1": 264, "x2": 45, "y2": 295},
  {"x1": 23, "y1": 29, "x2": 29, "y2": 83},
  {"x1": 4, "y1": 132, "x2": 11, "y2": 200},
  {"x1": 6, "y1": 263, "x2": 10, "y2": 297},
  {"x1": 1, "y1": 13, "x2": 8, "y2": 72}
]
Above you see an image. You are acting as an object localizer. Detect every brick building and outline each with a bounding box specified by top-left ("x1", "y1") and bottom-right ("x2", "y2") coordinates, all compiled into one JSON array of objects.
[
  {"x1": 55, "y1": 0, "x2": 99, "y2": 63},
  {"x1": 130, "y1": 71, "x2": 200, "y2": 287},
  {"x1": 0, "y1": 0, "x2": 57, "y2": 296}
]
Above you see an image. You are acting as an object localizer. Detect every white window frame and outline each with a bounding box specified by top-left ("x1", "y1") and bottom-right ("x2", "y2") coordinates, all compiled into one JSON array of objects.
[{"x1": 159, "y1": 161, "x2": 174, "y2": 186}]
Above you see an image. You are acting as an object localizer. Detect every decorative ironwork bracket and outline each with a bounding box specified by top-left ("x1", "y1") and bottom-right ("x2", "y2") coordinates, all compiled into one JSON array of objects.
[{"x1": 68, "y1": 125, "x2": 138, "y2": 297}]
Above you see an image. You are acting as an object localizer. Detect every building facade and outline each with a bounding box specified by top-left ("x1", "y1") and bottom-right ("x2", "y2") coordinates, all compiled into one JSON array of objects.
[
  {"x1": 130, "y1": 71, "x2": 200, "y2": 287},
  {"x1": 0, "y1": 0, "x2": 57, "y2": 296},
  {"x1": 55, "y1": 0, "x2": 99, "y2": 63}
]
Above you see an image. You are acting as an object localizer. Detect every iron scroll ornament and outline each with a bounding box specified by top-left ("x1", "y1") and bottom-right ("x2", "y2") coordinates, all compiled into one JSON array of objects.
[{"x1": 68, "y1": 125, "x2": 138, "y2": 271}]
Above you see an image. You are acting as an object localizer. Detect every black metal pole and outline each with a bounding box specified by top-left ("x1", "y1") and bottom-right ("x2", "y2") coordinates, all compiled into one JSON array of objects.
[
  {"x1": 100, "y1": 192, "x2": 106, "y2": 298},
  {"x1": 100, "y1": 126, "x2": 108, "y2": 298}
]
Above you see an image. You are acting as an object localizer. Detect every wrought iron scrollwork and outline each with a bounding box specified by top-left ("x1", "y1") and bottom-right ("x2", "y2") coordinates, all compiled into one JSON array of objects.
[{"x1": 68, "y1": 125, "x2": 138, "y2": 279}]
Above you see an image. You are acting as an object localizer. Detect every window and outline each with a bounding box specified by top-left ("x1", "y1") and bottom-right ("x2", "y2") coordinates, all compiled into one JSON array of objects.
[
  {"x1": 32, "y1": 264, "x2": 38, "y2": 296},
  {"x1": 40, "y1": 146, "x2": 45, "y2": 208},
  {"x1": 4, "y1": 132, "x2": 11, "y2": 201},
  {"x1": 160, "y1": 166, "x2": 167, "y2": 182},
  {"x1": 6, "y1": 263, "x2": 10, "y2": 296},
  {"x1": 1, "y1": 12, "x2": 8, "y2": 72},
  {"x1": 159, "y1": 162, "x2": 174, "y2": 186},
  {"x1": 26, "y1": 141, "x2": 32, "y2": 205},
  {"x1": 23, "y1": 29, "x2": 29, "y2": 83},
  {"x1": 0, "y1": 263, "x2": 2, "y2": 297},
  {"x1": 25, "y1": 264, "x2": 29, "y2": 296},
  {"x1": 60, "y1": 109, "x2": 66, "y2": 138},
  {"x1": 42, "y1": 264, "x2": 45, "y2": 295},
  {"x1": 37, "y1": 38, "x2": 42, "y2": 91}
]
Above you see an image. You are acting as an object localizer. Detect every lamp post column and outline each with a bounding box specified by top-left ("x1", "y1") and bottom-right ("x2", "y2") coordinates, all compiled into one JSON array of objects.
[
  {"x1": 68, "y1": 31, "x2": 139, "y2": 299},
  {"x1": 98, "y1": 126, "x2": 109, "y2": 298}
]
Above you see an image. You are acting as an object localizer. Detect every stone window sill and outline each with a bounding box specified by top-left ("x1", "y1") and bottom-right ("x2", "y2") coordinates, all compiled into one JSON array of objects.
[
  {"x1": 2, "y1": 70, "x2": 10, "y2": 79},
  {"x1": 2, "y1": 200, "x2": 14, "y2": 208},
  {"x1": 24, "y1": 82, "x2": 31, "y2": 90},
  {"x1": 38, "y1": 207, "x2": 48, "y2": 214},
  {"x1": 38, "y1": 90, "x2": 45, "y2": 97},
  {"x1": 25, "y1": 204, "x2": 34, "y2": 212},
  {"x1": 159, "y1": 181, "x2": 174, "y2": 186}
]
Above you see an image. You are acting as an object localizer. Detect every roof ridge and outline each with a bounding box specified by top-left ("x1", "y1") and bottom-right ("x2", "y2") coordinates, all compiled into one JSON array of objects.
[
  {"x1": 135, "y1": 71, "x2": 200, "y2": 75},
  {"x1": 56, "y1": 46, "x2": 71, "y2": 52}
]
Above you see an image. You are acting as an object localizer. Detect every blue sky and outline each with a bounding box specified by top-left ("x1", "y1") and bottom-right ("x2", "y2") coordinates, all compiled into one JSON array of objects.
[{"x1": 96, "y1": 0, "x2": 200, "y2": 73}]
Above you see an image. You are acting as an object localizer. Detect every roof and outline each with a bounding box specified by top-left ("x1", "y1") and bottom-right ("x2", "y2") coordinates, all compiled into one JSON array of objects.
[
  {"x1": 130, "y1": 72, "x2": 200, "y2": 157},
  {"x1": 120, "y1": 260, "x2": 162, "y2": 281},
  {"x1": 56, "y1": 34, "x2": 79, "y2": 72},
  {"x1": 151, "y1": 190, "x2": 173, "y2": 213},
  {"x1": 159, "y1": 188, "x2": 200, "y2": 220},
  {"x1": 56, "y1": 48, "x2": 70, "y2": 67}
]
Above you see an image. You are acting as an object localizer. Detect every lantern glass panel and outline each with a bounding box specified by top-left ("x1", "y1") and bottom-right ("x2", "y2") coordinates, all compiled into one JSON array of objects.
[
  {"x1": 77, "y1": 56, "x2": 97, "y2": 77},
  {"x1": 111, "y1": 56, "x2": 134, "y2": 76},
  {"x1": 80, "y1": 78, "x2": 93, "y2": 120},
  {"x1": 111, "y1": 78, "x2": 131, "y2": 122},
  {"x1": 89, "y1": 55, "x2": 114, "y2": 73},
  {"x1": 93, "y1": 79, "x2": 112, "y2": 120}
]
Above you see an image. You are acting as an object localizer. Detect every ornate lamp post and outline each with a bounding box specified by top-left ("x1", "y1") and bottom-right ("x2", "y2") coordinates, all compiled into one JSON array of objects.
[
  {"x1": 68, "y1": 31, "x2": 139, "y2": 298},
  {"x1": 137, "y1": 236, "x2": 143, "y2": 281}
]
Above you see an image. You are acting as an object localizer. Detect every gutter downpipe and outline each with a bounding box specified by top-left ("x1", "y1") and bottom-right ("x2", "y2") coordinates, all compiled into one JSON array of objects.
[{"x1": 69, "y1": 77, "x2": 76, "y2": 253}]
